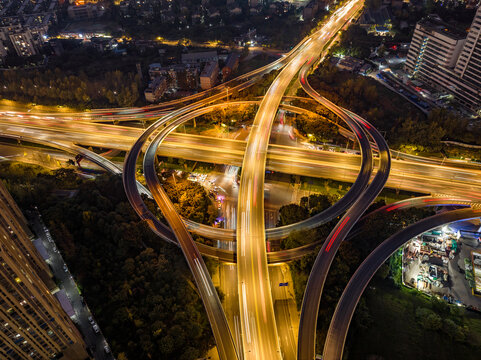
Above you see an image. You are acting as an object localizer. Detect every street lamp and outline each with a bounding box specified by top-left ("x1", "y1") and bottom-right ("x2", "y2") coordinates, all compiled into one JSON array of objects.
[{"x1": 221, "y1": 123, "x2": 229, "y2": 135}]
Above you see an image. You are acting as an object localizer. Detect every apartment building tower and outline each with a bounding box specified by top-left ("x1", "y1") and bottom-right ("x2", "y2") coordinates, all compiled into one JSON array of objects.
[
  {"x1": 0, "y1": 180, "x2": 88, "y2": 360},
  {"x1": 405, "y1": 9, "x2": 481, "y2": 114},
  {"x1": 454, "y1": 7, "x2": 481, "y2": 90}
]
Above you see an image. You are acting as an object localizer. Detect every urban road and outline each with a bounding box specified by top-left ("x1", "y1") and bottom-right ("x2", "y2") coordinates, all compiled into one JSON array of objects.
[
  {"x1": 3, "y1": 119, "x2": 481, "y2": 205},
  {"x1": 29, "y1": 212, "x2": 114, "y2": 360},
  {"x1": 3, "y1": 0, "x2": 481, "y2": 359}
]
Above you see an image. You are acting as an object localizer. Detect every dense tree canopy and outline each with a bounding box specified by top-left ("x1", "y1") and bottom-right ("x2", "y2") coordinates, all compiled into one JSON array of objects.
[
  {"x1": 305, "y1": 63, "x2": 481, "y2": 156},
  {"x1": 0, "y1": 164, "x2": 214, "y2": 360},
  {"x1": 278, "y1": 194, "x2": 339, "y2": 250},
  {"x1": 0, "y1": 69, "x2": 141, "y2": 108},
  {"x1": 294, "y1": 113, "x2": 339, "y2": 142},
  {"x1": 163, "y1": 177, "x2": 216, "y2": 225}
]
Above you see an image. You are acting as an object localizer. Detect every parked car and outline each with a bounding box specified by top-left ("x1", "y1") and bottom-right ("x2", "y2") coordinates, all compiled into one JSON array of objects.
[{"x1": 92, "y1": 324, "x2": 100, "y2": 334}]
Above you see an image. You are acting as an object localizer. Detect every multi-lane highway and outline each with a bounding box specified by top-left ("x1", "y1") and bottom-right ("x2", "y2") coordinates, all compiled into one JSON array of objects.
[
  {"x1": 234, "y1": 1, "x2": 365, "y2": 358},
  {"x1": 6, "y1": 129, "x2": 479, "y2": 359},
  {"x1": 118, "y1": 32, "x2": 309, "y2": 356},
  {"x1": 122, "y1": 101, "x2": 243, "y2": 359},
  {"x1": 5, "y1": 0, "x2": 481, "y2": 358},
  {"x1": 142, "y1": 125, "x2": 240, "y2": 359},
  {"x1": 7, "y1": 125, "x2": 473, "y2": 267},
  {"x1": 297, "y1": 45, "x2": 393, "y2": 358},
  {"x1": 4, "y1": 114, "x2": 481, "y2": 204},
  {"x1": 4, "y1": 130, "x2": 471, "y2": 268},
  {"x1": 0, "y1": 13, "x2": 318, "y2": 125},
  {"x1": 118, "y1": 59, "x2": 311, "y2": 356}
]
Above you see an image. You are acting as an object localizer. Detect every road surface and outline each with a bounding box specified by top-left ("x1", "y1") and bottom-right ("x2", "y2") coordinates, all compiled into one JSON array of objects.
[
  {"x1": 235, "y1": 1, "x2": 366, "y2": 358},
  {"x1": 297, "y1": 49, "x2": 392, "y2": 359}
]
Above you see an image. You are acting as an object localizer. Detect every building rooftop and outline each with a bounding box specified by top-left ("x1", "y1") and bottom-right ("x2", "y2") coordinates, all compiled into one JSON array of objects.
[
  {"x1": 182, "y1": 50, "x2": 218, "y2": 64},
  {"x1": 149, "y1": 62, "x2": 197, "y2": 72},
  {"x1": 201, "y1": 61, "x2": 218, "y2": 78},
  {"x1": 418, "y1": 14, "x2": 467, "y2": 40},
  {"x1": 224, "y1": 52, "x2": 240, "y2": 69}
]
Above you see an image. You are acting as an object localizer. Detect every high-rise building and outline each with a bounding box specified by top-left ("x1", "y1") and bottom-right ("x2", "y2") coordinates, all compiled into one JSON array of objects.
[
  {"x1": 0, "y1": 180, "x2": 88, "y2": 360},
  {"x1": 405, "y1": 10, "x2": 481, "y2": 114},
  {"x1": 454, "y1": 7, "x2": 481, "y2": 88},
  {"x1": 0, "y1": 0, "x2": 55, "y2": 58}
]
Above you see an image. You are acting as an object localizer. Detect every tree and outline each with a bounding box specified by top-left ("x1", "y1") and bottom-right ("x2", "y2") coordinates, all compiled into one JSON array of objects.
[
  {"x1": 366, "y1": 0, "x2": 382, "y2": 10},
  {"x1": 423, "y1": 313, "x2": 443, "y2": 331},
  {"x1": 281, "y1": 229, "x2": 318, "y2": 249},
  {"x1": 163, "y1": 179, "x2": 216, "y2": 225},
  {"x1": 0, "y1": 168, "x2": 216, "y2": 360},
  {"x1": 277, "y1": 204, "x2": 308, "y2": 226},
  {"x1": 0, "y1": 67, "x2": 142, "y2": 109}
]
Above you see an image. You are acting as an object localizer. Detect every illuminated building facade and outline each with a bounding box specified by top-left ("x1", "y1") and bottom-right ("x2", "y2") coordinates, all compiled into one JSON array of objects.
[
  {"x1": 0, "y1": 180, "x2": 88, "y2": 360},
  {"x1": 405, "y1": 10, "x2": 481, "y2": 113}
]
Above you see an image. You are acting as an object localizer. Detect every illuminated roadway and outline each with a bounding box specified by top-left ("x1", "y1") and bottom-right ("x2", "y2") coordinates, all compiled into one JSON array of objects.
[
  {"x1": 297, "y1": 50, "x2": 391, "y2": 359},
  {"x1": 4, "y1": 131, "x2": 479, "y2": 360},
  {"x1": 138, "y1": 57, "x2": 367, "y2": 359},
  {"x1": 137, "y1": 97, "x2": 373, "y2": 244},
  {"x1": 4, "y1": 1, "x2": 481, "y2": 358},
  {"x1": 2, "y1": 129, "x2": 472, "y2": 267},
  {"x1": 233, "y1": 1, "x2": 365, "y2": 359},
  {"x1": 118, "y1": 61, "x2": 310, "y2": 356},
  {"x1": 122, "y1": 102, "x2": 241, "y2": 359},
  {"x1": 4, "y1": 132, "x2": 479, "y2": 360},
  {"x1": 4, "y1": 112, "x2": 481, "y2": 203},
  {"x1": 2, "y1": 131, "x2": 473, "y2": 269},
  {"x1": 322, "y1": 207, "x2": 481, "y2": 360},
  {"x1": 0, "y1": 17, "x2": 318, "y2": 124},
  {"x1": 1, "y1": 108, "x2": 387, "y2": 247},
  {"x1": 4, "y1": 110, "x2": 481, "y2": 205},
  {"x1": 3, "y1": 102, "x2": 481, "y2": 176},
  {"x1": 118, "y1": 36, "x2": 326, "y2": 354},
  {"x1": 4, "y1": 109, "x2": 481, "y2": 247},
  {"x1": 141, "y1": 124, "x2": 240, "y2": 360}
]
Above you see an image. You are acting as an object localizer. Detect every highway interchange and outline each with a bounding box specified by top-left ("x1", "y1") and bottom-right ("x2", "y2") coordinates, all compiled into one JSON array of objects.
[
  {"x1": 3, "y1": 115, "x2": 481, "y2": 204},
  {"x1": 297, "y1": 52, "x2": 392, "y2": 360},
  {"x1": 234, "y1": 2, "x2": 365, "y2": 357},
  {"x1": 2, "y1": 0, "x2": 481, "y2": 359}
]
